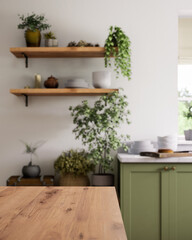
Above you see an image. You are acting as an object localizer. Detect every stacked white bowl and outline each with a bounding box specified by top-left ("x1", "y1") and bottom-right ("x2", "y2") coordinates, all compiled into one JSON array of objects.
[
  {"x1": 157, "y1": 135, "x2": 177, "y2": 151},
  {"x1": 129, "y1": 140, "x2": 156, "y2": 154}
]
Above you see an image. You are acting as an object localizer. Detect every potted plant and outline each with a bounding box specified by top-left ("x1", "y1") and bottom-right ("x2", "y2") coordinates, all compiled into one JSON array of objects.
[
  {"x1": 21, "y1": 140, "x2": 45, "y2": 178},
  {"x1": 183, "y1": 105, "x2": 192, "y2": 140},
  {"x1": 69, "y1": 91, "x2": 130, "y2": 186},
  {"x1": 54, "y1": 149, "x2": 94, "y2": 186},
  {"x1": 104, "y1": 26, "x2": 131, "y2": 80},
  {"x1": 18, "y1": 13, "x2": 51, "y2": 47},
  {"x1": 44, "y1": 31, "x2": 58, "y2": 47}
]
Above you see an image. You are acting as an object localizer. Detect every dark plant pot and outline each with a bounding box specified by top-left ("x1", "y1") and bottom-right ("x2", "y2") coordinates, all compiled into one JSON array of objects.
[
  {"x1": 25, "y1": 29, "x2": 41, "y2": 47},
  {"x1": 22, "y1": 165, "x2": 41, "y2": 178},
  {"x1": 184, "y1": 129, "x2": 192, "y2": 141},
  {"x1": 92, "y1": 174, "x2": 114, "y2": 186},
  {"x1": 59, "y1": 173, "x2": 90, "y2": 186}
]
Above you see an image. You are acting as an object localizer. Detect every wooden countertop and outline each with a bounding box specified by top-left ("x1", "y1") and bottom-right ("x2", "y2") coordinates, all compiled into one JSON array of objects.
[{"x1": 0, "y1": 187, "x2": 127, "y2": 240}]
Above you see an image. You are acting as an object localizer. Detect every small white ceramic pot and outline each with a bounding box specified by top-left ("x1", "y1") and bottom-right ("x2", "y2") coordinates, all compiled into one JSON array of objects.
[
  {"x1": 92, "y1": 71, "x2": 111, "y2": 88},
  {"x1": 52, "y1": 39, "x2": 58, "y2": 47},
  {"x1": 45, "y1": 39, "x2": 53, "y2": 47}
]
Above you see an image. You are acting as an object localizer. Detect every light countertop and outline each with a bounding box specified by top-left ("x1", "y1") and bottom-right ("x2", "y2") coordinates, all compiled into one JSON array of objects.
[{"x1": 118, "y1": 153, "x2": 192, "y2": 163}]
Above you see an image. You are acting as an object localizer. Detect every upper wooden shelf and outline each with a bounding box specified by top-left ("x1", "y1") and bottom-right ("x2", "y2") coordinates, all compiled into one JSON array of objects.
[
  {"x1": 10, "y1": 88, "x2": 118, "y2": 96},
  {"x1": 10, "y1": 47, "x2": 106, "y2": 58}
]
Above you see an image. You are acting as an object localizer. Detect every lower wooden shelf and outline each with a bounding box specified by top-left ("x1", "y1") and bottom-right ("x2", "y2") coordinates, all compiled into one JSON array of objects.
[{"x1": 10, "y1": 88, "x2": 118, "y2": 106}]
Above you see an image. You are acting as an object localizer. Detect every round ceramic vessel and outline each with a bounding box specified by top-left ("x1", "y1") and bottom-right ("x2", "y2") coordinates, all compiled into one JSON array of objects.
[
  {"x1": 22, "y1": 165, "x2": 41, "y2": 178},
  {"x1": 92, "y1": 71, "x2": 111, "y2": 88},
  {"x1": 92, "y1": 174, "x2": 114, "y2": 186}
]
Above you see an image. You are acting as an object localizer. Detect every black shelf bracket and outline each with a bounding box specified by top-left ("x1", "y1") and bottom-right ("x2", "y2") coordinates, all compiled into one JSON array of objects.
[
  {"x1": 22, "y1": 94, "x2": 28, "y2": 107},
  {"x1": 22, "y1": 53, "x2": 28, "y2": 68}
]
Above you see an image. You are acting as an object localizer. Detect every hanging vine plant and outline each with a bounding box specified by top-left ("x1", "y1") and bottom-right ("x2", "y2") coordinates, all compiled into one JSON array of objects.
[{"x1": 104, "y1": 26, "x2": 131, "y2": 80}]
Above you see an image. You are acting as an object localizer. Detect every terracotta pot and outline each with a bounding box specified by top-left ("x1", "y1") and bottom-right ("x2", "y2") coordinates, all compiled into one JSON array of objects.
[
  {"x1": 44, "y1": 75, "x2": 59, "y2": 88},
  {"x1": 25, "y1": 29, "x2": 41, "y2": 47},
  {"x1": 92, "y1": 174, "x2": 114, "y2": 186},
  {"x1": 59, "y1": 173, "x2": 90, "y2": 186}
]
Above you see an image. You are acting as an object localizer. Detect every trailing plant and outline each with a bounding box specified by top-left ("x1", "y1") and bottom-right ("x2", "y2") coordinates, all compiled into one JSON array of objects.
[
  {"x1": 21, "y1": 140, "x2": 45, "y2": 166},
  {"x1": 18, "y1": 13, "x2": 51, "y2": 31},
  {"x1": 44, "y1": 31, "x2": 56, "y2": 39},
  {"x1": 69, "y1": 90, "x2": 130, "y2": 174},
  {"x1": 54, "y1": 149, "x2": 95, "y2": 176},
  {"x1": 104, "y1": 26, "x2": 131, "y2": 80}
]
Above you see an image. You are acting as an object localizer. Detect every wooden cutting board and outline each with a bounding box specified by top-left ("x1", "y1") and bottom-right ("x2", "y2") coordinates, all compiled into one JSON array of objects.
[{"x1": 140, "y1": 151, "x2": 192, "y2": 158}]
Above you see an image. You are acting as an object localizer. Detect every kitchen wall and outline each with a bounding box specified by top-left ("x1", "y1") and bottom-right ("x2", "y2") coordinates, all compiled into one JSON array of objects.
[{"x1": 0, "y1": 0, "x2": 191, "y2": 185}]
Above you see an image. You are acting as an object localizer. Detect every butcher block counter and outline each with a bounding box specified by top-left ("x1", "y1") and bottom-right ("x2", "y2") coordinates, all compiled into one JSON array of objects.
[{"x1": 0, "y1": 186, "x2": 127, "y2": 240}]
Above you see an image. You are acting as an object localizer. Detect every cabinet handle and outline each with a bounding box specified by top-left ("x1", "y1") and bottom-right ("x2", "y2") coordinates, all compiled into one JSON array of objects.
[
  {"x1": 164, "y1": 166, "x2": 169, "y2": 171},
  {"x1": 172, "y1": 166, "x2": 176, "y2": 171}
]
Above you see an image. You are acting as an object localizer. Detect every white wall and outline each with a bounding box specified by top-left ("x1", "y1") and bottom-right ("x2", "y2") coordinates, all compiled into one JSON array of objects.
[{"x1": 0, "y1": 0, "x2": 190, "y2": 185}]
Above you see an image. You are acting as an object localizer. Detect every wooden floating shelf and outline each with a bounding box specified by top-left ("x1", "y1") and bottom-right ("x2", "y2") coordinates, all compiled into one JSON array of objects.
[
  {"x1": 10, "y1": 88, "x2": 118, "y2": 106},
  {"x1": 10, "y1": 47, "x2": 107, "y2": 58},
  {"x1": 10, "y1": 88, "x2": 118, "y2": 96}
]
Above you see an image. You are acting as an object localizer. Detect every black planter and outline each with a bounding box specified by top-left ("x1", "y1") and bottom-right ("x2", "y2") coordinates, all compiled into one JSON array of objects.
[
  {"x1": 92, "y1": 174, "x2": 114, "y2": 186},
  {"x1": 22, "y1": 165, "x2": 41, "y2": 178}
]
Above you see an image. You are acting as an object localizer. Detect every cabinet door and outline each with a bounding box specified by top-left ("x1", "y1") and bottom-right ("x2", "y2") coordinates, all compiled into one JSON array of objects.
[
  {"x1": 120, "y1": 163, "x2": 169, "y2": 240},
  {"x1": 170, "y1": 164, "x2": 192, "y2": 240}
]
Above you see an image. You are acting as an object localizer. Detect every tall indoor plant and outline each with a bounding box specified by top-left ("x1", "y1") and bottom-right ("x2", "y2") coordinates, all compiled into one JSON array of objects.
[
  {"x1": 18, "y1": 13, "x2": 51, "y2": 47},
  {"x1": 69, "y1": 91, "x2": 130, "y2": 186},
  {"x1": 104, "y1": 26, "x2": 131, "y2": 80},
  {"x1": 54, "y1": 149, "x2": 94, "y2": 186}
]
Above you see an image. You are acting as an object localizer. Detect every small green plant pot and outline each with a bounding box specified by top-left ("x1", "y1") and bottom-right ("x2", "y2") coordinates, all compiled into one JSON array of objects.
[{"x1": 25, "y1": 29, "x2": 41, "y2": 47}]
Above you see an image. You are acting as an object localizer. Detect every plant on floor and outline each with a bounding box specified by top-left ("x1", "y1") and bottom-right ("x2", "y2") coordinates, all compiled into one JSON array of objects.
[
  {"x1": 54, "y1": 149, "x2": 94, "y2": 186},
  {"x1": 69, "y1": 90, "x2": 130, "y2": 175},
  {"x1": 54, "y1": 149, "x2": 94, "y2": 176},
  {"x1": 18, "y1": 13, "x2": 51, "y2": 47},
  {"x1": 104, "y1": 26, "x2": 131, "y2": 80}
]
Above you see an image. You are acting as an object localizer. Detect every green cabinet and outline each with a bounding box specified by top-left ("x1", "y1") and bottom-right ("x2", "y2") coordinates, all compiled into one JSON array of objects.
[{"x1": 120, "y1": 163, "x2": 192, "y2": 240}]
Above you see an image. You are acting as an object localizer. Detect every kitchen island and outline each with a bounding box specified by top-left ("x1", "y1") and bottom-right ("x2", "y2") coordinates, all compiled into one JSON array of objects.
[
  {"x1": 118, "y1": 153, "x2": 192, "y2": 240},
  {"x1": 0, "y1": 187, "x2": 127, "y2": 240}
]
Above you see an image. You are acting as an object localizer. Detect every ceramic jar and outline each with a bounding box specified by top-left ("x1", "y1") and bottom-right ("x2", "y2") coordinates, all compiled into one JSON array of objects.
[
  {"x1": 92, "y1": 71, "x2": 111, "y2": 88},
  {"x1": 22, "y1": 165, "x2": 41, "y2": 178},
  {"x1": 44, "y1": 75, "x2": 59, "y2": 88}
]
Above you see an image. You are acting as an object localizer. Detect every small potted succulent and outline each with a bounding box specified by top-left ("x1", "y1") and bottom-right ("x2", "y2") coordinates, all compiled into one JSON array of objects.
[
  {"x1": 54, "y1": 149, "x2": 94, "y2": 186},
  {"x1": 21, "y1": 140, "x2": 45, "y2": 178},
  {"x1": 44, "y1": 31, "x2": 58, "y2": 47},
  {"x1": 18, "y1": 13, "x2": 51, "y2": 47},
  {"x1": 104, "y1": 26, "x2": 131, "y2": 80},
  {"x1": 69, "y1": 90, "x2": 130, "y2": 186}
]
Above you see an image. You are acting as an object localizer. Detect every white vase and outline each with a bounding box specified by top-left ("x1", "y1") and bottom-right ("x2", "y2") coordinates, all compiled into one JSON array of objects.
[{"x1": 92, "y1": 71, "x2": 111, "y2": 88}]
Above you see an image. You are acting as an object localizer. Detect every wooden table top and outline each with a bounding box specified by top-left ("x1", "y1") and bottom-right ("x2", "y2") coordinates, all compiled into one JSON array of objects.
[{"x1": 0, "y1": 187, "x2": 127, "y2": 240}]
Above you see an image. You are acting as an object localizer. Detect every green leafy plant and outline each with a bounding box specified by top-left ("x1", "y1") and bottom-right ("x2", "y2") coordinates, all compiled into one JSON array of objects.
[
  {"x1": 184, "y1": 105, "x2": 192, "y2": 119},
  {"x1": 54, "y1": 149, "x2": 95, "y2": 176},
  {"x1": 21, "y1": 140, "x2": 45, "y2": 166},
  {"x1": 105, "y1": 26, "x2": 131, "y2": 80},
  {"x1": 18, "y1": 13, "x2": 51, "y2": 31},
  {"x1": 69, "y1": 91, "x2": 130, "y2": 174},
  {"x1": 44, "y1": 31, "x2": 56, "y2": 39}
]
